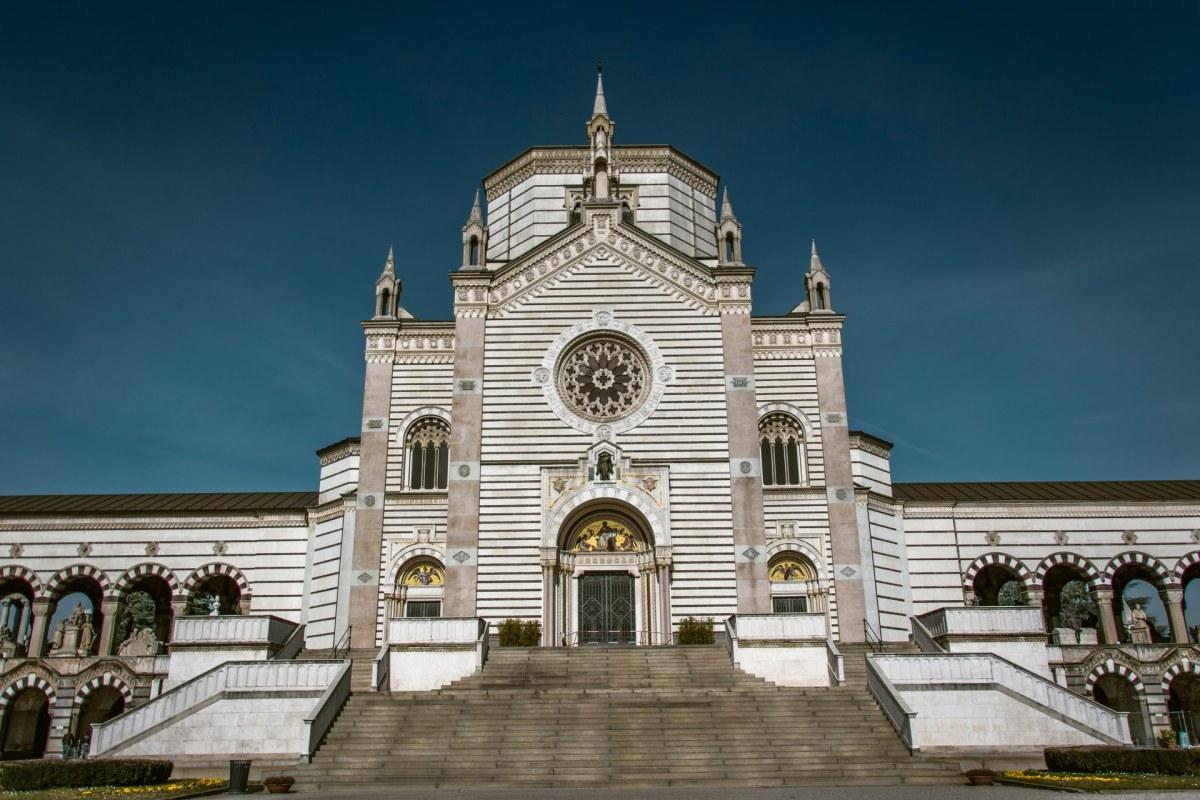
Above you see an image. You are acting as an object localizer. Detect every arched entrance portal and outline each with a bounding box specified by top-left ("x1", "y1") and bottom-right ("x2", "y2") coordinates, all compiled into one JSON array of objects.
[
  {"x1": 0, "y1": 688, "x2": 50, "y2": 760},
  {"x1": 543, "y1": 505, "x2": 671, "y2": 646}
]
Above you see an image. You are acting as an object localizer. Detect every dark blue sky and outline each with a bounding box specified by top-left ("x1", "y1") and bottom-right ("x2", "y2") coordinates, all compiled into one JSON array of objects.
[{"x1": 2, "y1": 3, "x2": 1198, "y2": 494}]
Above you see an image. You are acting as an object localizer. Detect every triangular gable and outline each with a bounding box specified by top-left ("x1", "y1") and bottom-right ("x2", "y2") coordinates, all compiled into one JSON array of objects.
[{"x1": 486, "y1": 207, "x2": 720, "y2": 317}]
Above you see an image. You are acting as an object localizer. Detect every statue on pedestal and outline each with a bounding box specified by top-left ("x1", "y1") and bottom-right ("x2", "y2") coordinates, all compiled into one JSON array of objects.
[
  {"x1": 49, "y1": 603, "x2": 97, "y2": 656},
  {"x1": 1127, "y1": 603, "x2": 1153, "y2": 644}
]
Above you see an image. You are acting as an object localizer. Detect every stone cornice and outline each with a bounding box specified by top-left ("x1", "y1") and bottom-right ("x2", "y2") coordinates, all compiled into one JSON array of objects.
[
  {"x1": 317, "y1": 439, "x2": 361, "y2": 467},
  {"x1": 0, "y1": 512, "x2": 310, "y2": 532},
  {"x1": 901, "y1": 501, "x2": 1200, "y2": 519},
  {"x1": 483, "y1": 145, "x2": 719, "y2": 201}
]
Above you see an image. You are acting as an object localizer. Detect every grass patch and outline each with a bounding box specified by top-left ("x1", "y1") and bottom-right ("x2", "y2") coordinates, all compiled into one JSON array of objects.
[
  {"x1": 1001, "y1": 770, "x2": 1200, "y2": 791},
  {"x1": 0, "y1": 778, "x2": 226, "y2": 799}
]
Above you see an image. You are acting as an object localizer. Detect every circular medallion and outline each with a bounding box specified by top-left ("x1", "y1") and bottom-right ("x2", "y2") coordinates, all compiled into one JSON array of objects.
[
  {"x1": 457, "y1": 464, "x2": 470, "y2": 478},
  {"x1": 556, "y1": 334, "x2": 650, "y2": 423}
]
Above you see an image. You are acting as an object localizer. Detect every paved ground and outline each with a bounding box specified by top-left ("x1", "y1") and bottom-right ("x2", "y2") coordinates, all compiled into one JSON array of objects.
[{"x1": 227, "y1": 786, "x2": 1193, "y2": 799}]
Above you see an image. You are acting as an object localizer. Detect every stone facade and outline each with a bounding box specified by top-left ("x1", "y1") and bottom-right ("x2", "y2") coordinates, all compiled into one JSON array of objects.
[{"x1": 0, "y1": 73, "x2": 1198, "y2": 759}]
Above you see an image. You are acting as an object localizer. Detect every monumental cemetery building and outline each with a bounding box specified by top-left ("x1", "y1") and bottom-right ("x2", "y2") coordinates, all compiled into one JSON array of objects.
[{"x1": 0, "y1": 74, "x2": 1198, "y2": 771}]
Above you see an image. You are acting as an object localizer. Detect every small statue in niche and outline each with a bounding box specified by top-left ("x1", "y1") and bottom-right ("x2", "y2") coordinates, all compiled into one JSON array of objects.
[
  {"x1": 78, "y1": 615, "x2": 95, "y2": 655},
  {"x1": 596, "y1": 452, "x2": 614, "y2": 481},
  {"x1": 1127, "y1": 602, "x2": 1153, "y2": 644}
]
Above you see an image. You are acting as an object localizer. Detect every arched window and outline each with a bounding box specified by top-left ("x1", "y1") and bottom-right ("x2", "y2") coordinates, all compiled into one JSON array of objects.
[
  {"x1": 469, "y1": 237, "x2": 480, "y2": 266},
  {"x1": 406, "y1": 417, "x2": 450, "y2": 490},
  {"x1": 815, "y1": 283, "x2": 827, "y2": 310},
  {"x1": 768, "y1": 553, "x2": 825, "y2": 613},
  {"x1": 725, "y1": 233, "x2": 735, "y2": 263},
  {"x1": 759, "y1": 414, "x2": 804, "y2": 486},
  {"x1": 393, "y1": 559, "x2": 444, "y2": 619},
  {"x1": 379, "y1": 289, "x2": 390, "y2": 317}
]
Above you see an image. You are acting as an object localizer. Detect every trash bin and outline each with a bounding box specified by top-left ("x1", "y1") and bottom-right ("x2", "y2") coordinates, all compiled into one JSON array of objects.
[{"x1": 229, "y1": 760, "x2": 252, "y2": 794}]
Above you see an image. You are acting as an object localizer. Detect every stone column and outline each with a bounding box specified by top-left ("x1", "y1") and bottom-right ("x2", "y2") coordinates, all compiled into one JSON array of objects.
[
  {"x1": 656, "y1": 561, "x2": 672, "y2": 644},
  {"x1": 97, "y1": 599, "x2": 120, "y2": 656},
  {"x1": 813, "y1": 318, "x2": 866, "y2": 642},
  {"x1": 540, "y1": 557, "x2": 555, "y2": 647},
  {"x1": 18, "y1": 600, "x2": 32, "y2": 649},
  {"x1": 347, "y1": 322, "x2": 397, "y2": 649},
  {"x1": 28, "y1": 599, "x2": 53, "y2": 657},
  {"x1": 1164, "y1": 585, "x2": 1189, "y2": 644},
  {"x1": 1094, "y1": 587, "x2": 1120, "y2": 644},
  {"x1": 444, "y1": 285, "x2": 487, "y2": 617},
  {"x1": 718, "y1": 273, "x2": 770, "y2": 614}
]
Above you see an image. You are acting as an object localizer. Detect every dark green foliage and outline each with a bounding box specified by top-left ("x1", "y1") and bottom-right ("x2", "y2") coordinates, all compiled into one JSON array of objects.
[
  {"x1": 1044, "y1": 746, "x2": 1200, "y2": 776},
  {"x1": 1059, "y1": 580, "x2": 1098, "y2": 630},
  {"x1": 498, "y1": 618, "x2": 541, "y2": 646},
  {"x1": 0, "y1": 758, "x2": 174, "y2": 790},
  {"x1": 996, "y1": 579, "x2": 1027, "y2": 606},
  {"x1": 117, "y1": 590, "x2": 157, "y2": 639},
  {"x1": 678, "y1": 616, "x2": 714, "y2": 645},
  {"x1": 188, "y1": 590, "x2": 218, "y2": 616}
]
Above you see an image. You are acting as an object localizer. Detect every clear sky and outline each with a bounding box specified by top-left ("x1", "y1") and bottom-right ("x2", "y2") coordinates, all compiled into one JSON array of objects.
[{"x1": 2, "y1": 2, "x2": 1197, "y2": 494}]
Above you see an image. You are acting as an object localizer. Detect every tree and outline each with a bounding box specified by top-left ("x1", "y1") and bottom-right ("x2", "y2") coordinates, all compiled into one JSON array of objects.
[
  {"x1": 1059, "y1": 580, "x2": 1098, "y2": 631},
  {"x1": 117, "y1": 591, "x2": 157, "y2": 640},
  {"x1": 188, "y1": 591, "x2": 219, "y2": 616},
  {"x1": 997, "y1": 580, "x2": 1027, "y2": 606}
]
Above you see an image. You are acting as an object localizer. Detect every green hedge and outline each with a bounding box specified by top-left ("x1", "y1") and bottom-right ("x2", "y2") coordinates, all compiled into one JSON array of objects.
[
  {"x1": 678, "y1": 616, "x2": 714, "y2": 645},
  {"x1": 1044, "y1": 746, "x2": 1200, "y2": 776},
  {"x1": 0, "y1": 758, "x2": 174, "y2": 791},
  {"x1": 498, "y1": 618, "x2": 541, "y2": 646}
]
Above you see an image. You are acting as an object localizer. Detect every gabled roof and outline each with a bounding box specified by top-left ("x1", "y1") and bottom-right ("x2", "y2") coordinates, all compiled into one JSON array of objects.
[
  {"x1": 892, "y1": 481, "x2": 1200, "y2": 504},
  {"x1": 0, "y1": 492, "x2": 318, "y2": 516}
]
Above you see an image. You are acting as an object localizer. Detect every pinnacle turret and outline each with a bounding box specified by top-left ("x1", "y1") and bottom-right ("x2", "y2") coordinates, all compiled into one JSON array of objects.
[
  {"x1": 720, "y1": 188, "x2": 736, "y2": 221},
  {"x1": 592, "y1": 64, "x2": 608, "y2": 117}
]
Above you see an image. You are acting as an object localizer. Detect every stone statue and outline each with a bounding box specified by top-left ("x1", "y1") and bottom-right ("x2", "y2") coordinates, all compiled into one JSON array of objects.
[
  {"x1": 78, "y1": 615, "x2": 95, "y2": 655},
  {"x1": 117, "y1": 627, "x2": 159, "y2": 657},
  {"x1": 596, "y1": 452, "x2": 614, "y2": 481},
  {"x1": 1127, "y1": 603, "x2": 1152, "y2": 644}
]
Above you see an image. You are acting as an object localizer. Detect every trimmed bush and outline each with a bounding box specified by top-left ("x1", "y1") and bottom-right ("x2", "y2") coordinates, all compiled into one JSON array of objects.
[
  {"x1": 1044, "y1": 746, "x2": 1200, "y2": 776},
  {"x1": 678, "y1": 616, "x2": 714, "y2": 645},
  {"x1": 0, "y1": 758, "x2": 174, "y2": 791},
  {"x1": 498, "y1": 618, "x2": 541, "y2": 646}
]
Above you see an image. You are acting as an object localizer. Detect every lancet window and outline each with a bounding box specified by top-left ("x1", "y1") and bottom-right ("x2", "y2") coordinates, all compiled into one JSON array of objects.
[
  {"x1": 759, "y1": 413, "x2": 805, "y2": 486},
  {"x1": 406, "y1": 418, "x2": 450, "y2": 490}
]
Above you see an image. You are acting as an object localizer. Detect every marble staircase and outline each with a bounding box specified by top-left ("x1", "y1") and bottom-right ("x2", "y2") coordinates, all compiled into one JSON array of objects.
[{"x1": 298, "y1": 643, "x2": 962, "y2": 789}]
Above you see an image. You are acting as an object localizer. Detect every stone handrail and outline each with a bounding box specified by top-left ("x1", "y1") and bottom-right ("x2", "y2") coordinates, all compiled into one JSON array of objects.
[
  {"x1": 372, "y1": 639, "x2": 390, "y2": 692},
  {"x1": 171, "y1": 615, "x2": 299, "y2": 646},
  {"x1": 728, "y1": 613, "x2": 826, "y2": 641},
  {"x1": 826, "y1": 639, "x2": 845, "y2": 685},
  {"x1": 865, "y1": 655, "x2": 918, "y2": 749},
  {"x1": 275, "y1": 623, "x2": 307, "y2": 660},
  {"x1": 387, "y1": 616, "x2": 485, "y2": 644},
  {"x1": 910, "y1": 615, "x2": 946, "y2": 654},
  {"x1": 917, "y1": 606, "x2": 1044, "y2": 638},
  {"x1": 870, "y1": 653, "x2": 1132, "y2": 745},
  {"x1": 90, "y1": 659, "x2": 346, "y2": 756},
  {"x1": 303, "y1": 660, "x2": 352, "y2": 756}
]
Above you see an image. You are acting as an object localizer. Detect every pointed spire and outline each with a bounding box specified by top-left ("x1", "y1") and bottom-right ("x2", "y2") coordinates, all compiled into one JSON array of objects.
[
  {"x1": 810, "y1": 239, "x2": 826, "y2": 273},
  {"x1": 467, "y1": 189, "x2": 482, "y2": 223},
  {"x1": 381, "y1": 244, "x2": 395, "y2": 277},
  {"x1": 593, "y1": 63, "x2": 608, "y2": 117},
  {"x1": 720, "y1": 187, "x2": 735, "y2": 220}
]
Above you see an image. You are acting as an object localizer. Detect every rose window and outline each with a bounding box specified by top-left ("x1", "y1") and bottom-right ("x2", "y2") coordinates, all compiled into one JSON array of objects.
[{"x1": 556, "y1": 335, "x2": 650, "y2": 422}]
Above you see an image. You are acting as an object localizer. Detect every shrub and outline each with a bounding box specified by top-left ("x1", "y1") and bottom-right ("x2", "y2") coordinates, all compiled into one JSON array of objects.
[
  {"x1": 1044, "y1": 746, "x2": 1200, "y2": 776},
  {"x1": 678, "y1": 616, "x2": 714, "y2": 645},
  {"x1": 498, "y1": 618, "x2": 540, "y2": 646},
  {"x1": 0, "y1": 758, "x2": 174, "y2": 791}
]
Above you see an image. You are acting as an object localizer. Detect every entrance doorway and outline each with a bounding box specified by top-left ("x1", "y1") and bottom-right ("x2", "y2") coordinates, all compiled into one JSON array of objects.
[
  {"x1": 578, "y1": 572, "x2": 635, "y2": 645},
  {"x1": 1, "y1": 688, "x2": 50, "y2": 760}
]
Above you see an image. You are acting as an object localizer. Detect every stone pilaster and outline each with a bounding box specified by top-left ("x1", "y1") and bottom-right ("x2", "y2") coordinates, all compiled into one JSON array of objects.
[
  {"x1": 718, "y1": 271, "x2": 770, "y2": 614},
  {"x1": 1165, "y1": 585, "x2": 1189, "y2": 644},
  {"x1": 97, "y1": 598, "x2": 120, "y2": 656},
  {"x1": 1094, "y1": 587, "x2": 1120, "y2": 644},
  {"x1": 347, "y1": 321, "x2": 397, "y2": 648},
  {"x1": 812, "y1": 317, "x2": 866, "y2": 642},
  {"x1": 27, "y1": 598, "x2": 52, "y2": 657},
  {"x1": 444, "y1": 275, "x2": 488, "y2": 616}
]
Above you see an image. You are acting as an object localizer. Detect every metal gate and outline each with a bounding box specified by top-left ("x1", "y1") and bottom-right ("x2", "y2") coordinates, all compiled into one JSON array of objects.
[{"x1": 578, "y1": 572, "x2": 635, "y2": 645}]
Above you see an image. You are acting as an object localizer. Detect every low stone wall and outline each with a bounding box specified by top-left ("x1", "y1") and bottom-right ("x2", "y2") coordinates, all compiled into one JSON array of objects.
[
  {"x1": 725, "y1": 613, "x2": 830, "y2": 687},
  {"x1": 386, "y1": 617, "x2": 488, "y2": 692}
]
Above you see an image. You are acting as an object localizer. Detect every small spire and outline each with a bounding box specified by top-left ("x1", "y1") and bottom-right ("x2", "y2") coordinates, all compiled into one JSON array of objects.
[
  {"x1": 382, "y1": 244, "x2": 395, "y2": 276},
  {"x1": 593, "y1": 64, "x2": 608, "y2": 117},
  {"x1": 810, "y1": 239, "x2": 826, "y2": 273},
  {"x1": 467, "y1": 189, "x2": 482, "y2": 223},
  {"x1": 720, "y1": 187, "x2": 735, "y2": 220}
]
